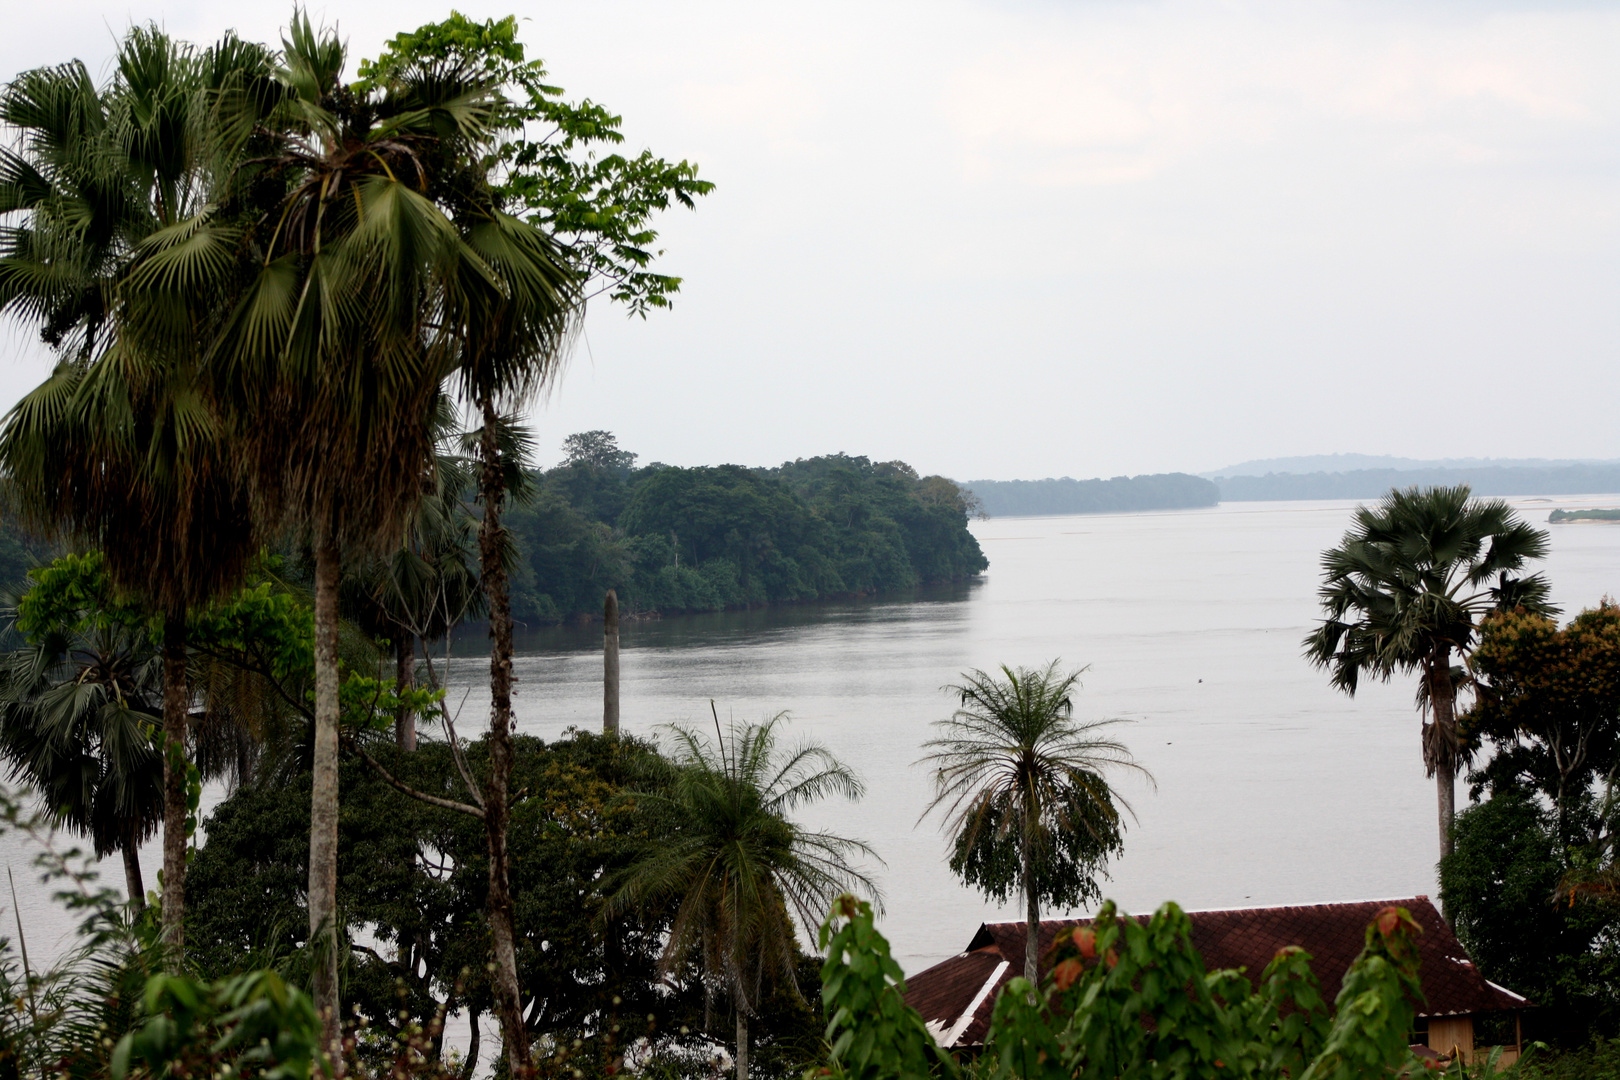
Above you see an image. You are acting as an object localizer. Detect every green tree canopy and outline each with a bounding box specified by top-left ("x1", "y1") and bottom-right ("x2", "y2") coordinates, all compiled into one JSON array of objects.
[{"x1": 1465, "y1": 602, "x2": 1620, "y2": 847}]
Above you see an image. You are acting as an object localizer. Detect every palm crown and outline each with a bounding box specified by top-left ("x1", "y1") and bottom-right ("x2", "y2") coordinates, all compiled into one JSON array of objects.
[
  {"x1": 609, "y1": 713, "x2": 877, "y2": 1077},
  {"x1": 921, "y1": 661, "x2": 1148, "y2": 986},
  {"x1": 1305, "y1": 485, "x2": 1553, "y2": 700}
]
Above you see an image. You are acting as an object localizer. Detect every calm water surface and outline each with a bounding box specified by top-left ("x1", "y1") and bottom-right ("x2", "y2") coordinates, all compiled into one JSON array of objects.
[{"x1": 8, "y1": 496, "x2": 1620, "y2": 980}]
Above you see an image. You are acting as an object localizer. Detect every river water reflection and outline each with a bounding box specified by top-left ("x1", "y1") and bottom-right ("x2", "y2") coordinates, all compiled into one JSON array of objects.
[{"x1": 443, "y1": 495, "x2": 1620, "y2": 974}]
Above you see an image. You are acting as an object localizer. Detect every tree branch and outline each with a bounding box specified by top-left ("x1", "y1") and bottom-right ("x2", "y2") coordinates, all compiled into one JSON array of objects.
[{"x1": 344, "y1": 735, "x2": 484, "y2": 819}]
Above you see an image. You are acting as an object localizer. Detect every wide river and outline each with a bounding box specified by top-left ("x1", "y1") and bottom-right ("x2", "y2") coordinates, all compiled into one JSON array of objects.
[
  {"x1": 6, "y1": 496, "x2": 1620, "y2": 981},
  {"x1": 449, "y1": 495, "x2": 1620, "y2": 974}
]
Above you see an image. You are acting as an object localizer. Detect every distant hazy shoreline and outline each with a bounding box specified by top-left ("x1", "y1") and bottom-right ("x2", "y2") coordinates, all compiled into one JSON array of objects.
[
  {"x1": 964, "y1": 462, "x2": 1620, "y2": 518},
  {"x1": 1213, "y1": 464, "x2": 1620, "y2": 502}
]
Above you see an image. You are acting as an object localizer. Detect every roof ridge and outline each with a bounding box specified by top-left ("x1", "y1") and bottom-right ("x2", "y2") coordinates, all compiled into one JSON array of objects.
[{"x1": 977, "y1": 896, "x2": 1435, "y2": 929}]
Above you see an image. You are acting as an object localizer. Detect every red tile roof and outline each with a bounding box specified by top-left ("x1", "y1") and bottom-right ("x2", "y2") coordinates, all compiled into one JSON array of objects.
[{"x1": 902, "y1": 897, "x2": 1528, "y2": 1049}]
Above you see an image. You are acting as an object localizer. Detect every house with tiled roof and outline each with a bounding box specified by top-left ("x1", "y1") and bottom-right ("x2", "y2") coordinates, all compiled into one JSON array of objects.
[{"x1": 902, "y1": 896, "x2": 1527, "y2": 1065}]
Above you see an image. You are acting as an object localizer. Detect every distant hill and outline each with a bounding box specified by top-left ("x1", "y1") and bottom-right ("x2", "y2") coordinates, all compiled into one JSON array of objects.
[
  {"x1": 1203, "y1": 454, "x2": 1619, "y2": 479},
  {"x1": 962, "y1": 474, "x2": 1219, "y2": 518},
  {"x1": 1216, "y1": 465, "x2": 1620, "y2": 502}
]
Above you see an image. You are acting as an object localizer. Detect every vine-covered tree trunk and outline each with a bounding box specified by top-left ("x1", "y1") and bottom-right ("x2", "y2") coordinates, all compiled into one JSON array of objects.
[
  {"x1": 309, "y1": 515, "x2": 343, "y2": 1054},
  {"x1": 604, "y1": 590, "x2": 620, "y2": 735},
  {"x1": 395, "y1": 630, "x2": 416, "y2": 751},
  {"x1": 121, "y1": 818, "x2": 145, "y2": 912},
  {"x1": 161, "y1": 611, "x2": 187, "y2": 956},
  {"x1": 478, "y1": 400, "x2": 529, "y2": 1076}
]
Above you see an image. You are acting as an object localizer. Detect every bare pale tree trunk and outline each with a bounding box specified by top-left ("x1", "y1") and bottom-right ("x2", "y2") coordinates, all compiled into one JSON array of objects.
[
  {"x1": 160, "y1": 611, "x2": 188, "y2": 957},
  {"x1": 603, "y1": 590, "x2": 620, "y2": 735},
  {"x1": 478, "y1": 400, "x2": 529, "y2": 1077},
  {"x1": 1022, "y1": 836, "x2": 1040, "y2": 988},
  {"x1": 309, "y1": 515, "x2": 344, "y2": 1058},
  {"x1": 1428, "y1": 653, "x2": 1460, "y2": 864},
  {"x1": 1437, "y1": 766, "x2": 1456, "y2": 858},
  {"x1": 395, "y1": 630, "x2": 417, "y2": 751},
  {"x1": 121, "y1": 819, "x2": 146, "y2": 913},
  {"x1": 735, "y1": 1009, "x2": 748, "y2": 1080}
]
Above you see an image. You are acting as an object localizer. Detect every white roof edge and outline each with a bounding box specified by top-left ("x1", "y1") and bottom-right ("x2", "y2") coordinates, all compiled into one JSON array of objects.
[
  {"x1": 942, "y1": 960, "x2": 1008, "y2": 1048},
  {"x1": 1486, "y1": 979, "x2": 1529, "y2": 1004}
]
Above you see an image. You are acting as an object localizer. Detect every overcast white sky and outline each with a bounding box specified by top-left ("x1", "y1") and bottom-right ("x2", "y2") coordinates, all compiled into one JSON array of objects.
[{"x1": 3, "y1": 0, "x2": 1617, "y2": 479}]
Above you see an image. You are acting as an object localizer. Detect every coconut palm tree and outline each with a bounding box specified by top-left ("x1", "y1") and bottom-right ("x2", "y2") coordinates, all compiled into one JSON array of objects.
[
  {"x1": 608, "y1": 714, "x2": 878, "y2": 1080},
  {"x1": 0, "y1": 579, "x2": 163, "y2": 909},
  {"x1": 1305, "y1": 485, "x2": 1553, "y2": 862},
  {"x1": 0, "y1": 27, "x2": 272, "y2": 955},
  {"x1": 919, "y1": 662, "x2": 1148, "y2": 988}
]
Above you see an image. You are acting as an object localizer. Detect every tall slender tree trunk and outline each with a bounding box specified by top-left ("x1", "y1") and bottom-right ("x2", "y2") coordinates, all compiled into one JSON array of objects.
[
  {"x1": 1437, "y1": 766, "x2": 1456, "y2": 857},
  {"x1": 160, "y1": 611, "x2": 188, "y2": 957},
  {"x1": 1429, "y1": 655, "x2": 1459, "y2": 863},
  {"x1": 478, "y1": 400, "x2": 529, "y2": 1076},
  {"x1": 461, "y1": 1012, "x2": 480, "y2": 1080},
  {"x1": 309, "y1": 513, "x2": 344, "y2": 1058},
  {"x1": 735, "y1": 1009, "x2": 748, "y2": 1080},
  {"x1": 603, "y1": 590, "x2": 619, "y2": 735},
  {"x1": 395, "y1": 630, "x2": 417, "y2": 751},
  {"x1": 1022, "y1": 837, "x2": 1040, "y2": 988},
  {"x1": 121, "y1": 819, "x2": 146, "y2": 913}
]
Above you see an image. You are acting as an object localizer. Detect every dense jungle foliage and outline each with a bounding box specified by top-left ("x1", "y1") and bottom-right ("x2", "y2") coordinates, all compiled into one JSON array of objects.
[
  {"x1": 180, "y1": 730, "x2": 826, "y2": 1078},
  {"x1": 505, "y1": 435, "x2": 988, "y2": 624},
  {"x1": 0, "y1": 507, "x2": 56, "y2": 587}
]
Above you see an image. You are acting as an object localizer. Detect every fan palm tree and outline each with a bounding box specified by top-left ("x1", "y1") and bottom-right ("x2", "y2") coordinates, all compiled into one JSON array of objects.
[
  {"x1": 0, "y1": 27, "x2": 273, "y2": 955},
  {"x1": 0, "y1": 584, "x2": 163, "y2": 909},
  {"x1": 1304, "y1": 485, "x2": 1553, "y2": 862},
  {"x1": 919, "y1": 662, "x2": 1149, "y2": 988},
  {"x1": 608, "y1": 714, "x2": 879, "y2": 1080},
  {"x1": 184, "y1": 16, "x2": 524, "y2": 1037}
]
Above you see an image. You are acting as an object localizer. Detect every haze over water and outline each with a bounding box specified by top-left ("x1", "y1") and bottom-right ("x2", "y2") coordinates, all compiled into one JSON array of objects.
[
  {"x1": 450, "y1": 495, "x2": 1620, "y2": 974},
  {"x1": 6, "y1": 496, "x2": 1620, "y2": 979}
]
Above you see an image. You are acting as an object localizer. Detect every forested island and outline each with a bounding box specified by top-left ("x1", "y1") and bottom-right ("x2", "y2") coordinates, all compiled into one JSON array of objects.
[
  {"x1": 505, "y1": 435, "x2": 987, "y2": 623},
  {"x1": 1549, "y1": 508, "x2": 1620, "y2": 523},
  {"x1": 962, "y1": 473, "x2": 1218, "y2": 517}
]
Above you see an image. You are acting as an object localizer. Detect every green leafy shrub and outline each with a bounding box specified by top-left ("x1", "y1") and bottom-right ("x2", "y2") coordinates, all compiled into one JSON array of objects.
[{"x1": 815, "y1": 896, "x2": 1430, "y2": 1080}]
